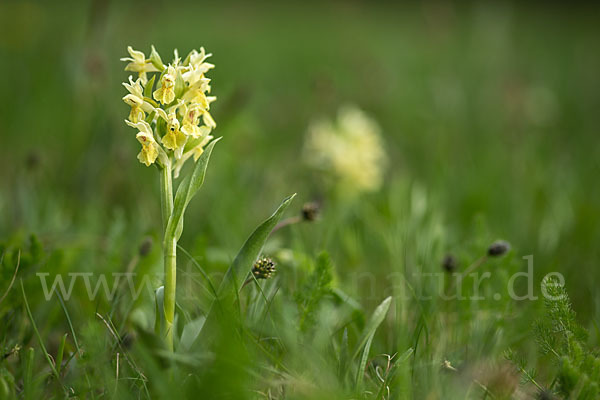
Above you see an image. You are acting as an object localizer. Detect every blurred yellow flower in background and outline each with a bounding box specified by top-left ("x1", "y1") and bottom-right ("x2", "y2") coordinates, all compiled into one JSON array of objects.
[{"x1": 304, "y1": 105, "x2": 387, "y2": 194}]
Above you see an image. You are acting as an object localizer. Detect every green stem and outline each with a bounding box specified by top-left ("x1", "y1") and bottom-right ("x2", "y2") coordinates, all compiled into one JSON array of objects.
[
  {"x1": 160, "y1": 162, "x2": 173, "y2": 231},
  {"x1": 160, "y1": 161, "x2": 176, "y2": 351},
  {"x1": 164, "y1": 236, "x2": 177, "y2": 350}
]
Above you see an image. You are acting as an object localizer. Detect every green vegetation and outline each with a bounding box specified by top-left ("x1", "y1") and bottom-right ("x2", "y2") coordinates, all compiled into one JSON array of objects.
[{"x1": 1, "y1": 1, "x2": 599, "y2": 398}]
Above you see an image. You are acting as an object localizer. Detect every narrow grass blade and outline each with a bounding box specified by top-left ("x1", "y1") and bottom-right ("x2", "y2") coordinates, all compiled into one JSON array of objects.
[
  {"x1": 374, "y1": 348, "x2": 413, "y2": 399},
  {"x1": 23, "y1": 347, "x2": 35, "y2": 400},
  {"x1": 55, "y1": 333, "x2": 68, "y2": 375},
  {"x1": 177, "y1": 244, "x2": 218, "y2": 299},
  {"x1": 352, "y1": 296, "x2": 392, "y2": 360},
  {"x1": 56, "y1": 292, "x2": 93, "y2": 394},
  {"x1": 20, "y1": 280, "x2": 61, "y2": 382},
  {"x1": 338, "y1": 327, "x2": 349, "y2": 383},
  {"x1": 0, "y1": 250, "x2": 19, "y2": 305},
  {"x1": 355, "y1": 333, "x2": 374, "y2": 390}
]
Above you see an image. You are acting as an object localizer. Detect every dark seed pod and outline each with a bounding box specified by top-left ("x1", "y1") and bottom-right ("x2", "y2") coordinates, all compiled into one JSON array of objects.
[
  {"x1": 139, "y1": 237, "x2": 153, "y2": 257},
  {"x1": 120, "y1": 332, "x2": 136, "y2": 350},
  {"x1": 252, "y1": 257, "x2": 276, "y2": 280},
  {"x1": 441, "y1": 254, "x2": 458, "y2": 273},
  {"x1": 301, "y1": 202, "x2": 320, "y2": 222},
  {"x1": 487, "y1": 240, "x2": 511, "y2": 257},
  {"x1": 26, "y1": 150, "x2": 41, "y2": 170}
]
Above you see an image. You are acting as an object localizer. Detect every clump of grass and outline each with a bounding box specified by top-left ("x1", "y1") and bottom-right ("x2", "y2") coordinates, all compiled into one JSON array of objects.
[{"x1": 507, "y1": 275, "x2": 600, "y2": 399}]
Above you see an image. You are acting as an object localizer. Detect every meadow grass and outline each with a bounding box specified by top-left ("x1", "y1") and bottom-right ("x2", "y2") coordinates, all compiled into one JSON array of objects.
[{"x1": 1, "y1": 1, "x2": 599, "y2": 398}]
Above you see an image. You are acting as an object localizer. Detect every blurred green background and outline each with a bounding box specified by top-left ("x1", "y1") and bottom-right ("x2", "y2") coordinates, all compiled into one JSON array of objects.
[
  {"x1": 2, "y1": 0, "x2": 598, "y2": 311},
  {"x1": 1, "y1": 1, "x2": 600, "y2": 397}
]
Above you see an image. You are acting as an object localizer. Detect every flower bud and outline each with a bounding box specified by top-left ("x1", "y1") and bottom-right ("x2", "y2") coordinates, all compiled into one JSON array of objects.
[
  {"x1": 149, "y1": 45, "x2": 165, "y2": 71},
  {"x1": 441, "y1": 254, "x2": 457, "y2": 273},
  {"x1": 301, "y1": 202, "x2": 320, "y2": 222},
  {"x1": 487, "y1": 240, "x2": 511, "y2": 257},
  {"x1": 139, "y1": 237, "x2": 153, "y2": 257}
]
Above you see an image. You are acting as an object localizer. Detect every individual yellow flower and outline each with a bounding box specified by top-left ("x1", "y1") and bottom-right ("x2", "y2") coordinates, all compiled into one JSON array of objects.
[
  {"x1": 180, "y1": 82, "x2": 217, "y2": 131},
  {"x1": 182, "y1": 77, "x2": 213, "y2": 107},
  {"x1": 304, "y1": 105, "x2": 387, "y2": 193},
  {"x1": 180, "y1": 103, "x2": 211, "y2": 139},
  {"x1": 182, "y1": 47, "x2": 215, "y2": 85},
  {"x1": 153, "y1": 65, "x2": 176, "y2": 105},
  {"x1": 161, "y1": 111, "x2": 187, "y2": 154},
  {"x1": 121, "y1": 46, "x2": 159, "y2": 84},
  {"x1": 122, "y1": 76, "x2": 154, "y2": 123},
  {"x1": 137, "y1": 133, "x2": 159, "y2": 166},
  {"x1": 125, "y1": 120, "x2": 160, "y2": 166}
]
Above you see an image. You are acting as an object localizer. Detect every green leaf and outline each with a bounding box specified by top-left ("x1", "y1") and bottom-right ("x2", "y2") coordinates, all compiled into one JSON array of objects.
[
  {"x1": 218, "y1": 193, "x2": 296, "y2": 297},
  {"x1": 352, "y1": 296, "x2": 392, "y2": 360},
  {"x1": 355, "y1": 333, "x2": 373, "y2": 390},
  {"x1": 196, "y1": 194, "x2": 296, "y2": 347},
  {"x1": 144, "y1": 75, "x2": 156, "y2": 98},
  {"x1": 179, "y1": 317, "x2": 206, "y2": 352},
  {"x1": 174, "y1": 69, "x2": 186, "y2": 98},
  {"x1": 353, "y1": 297, "x2": 392, "y2": 390},
  {"x1": 56, "y1": 333, "x2": 68, "y2": 375},
  {"x1": 165, "y1": 138, "x2": 220, "y2": 241}
]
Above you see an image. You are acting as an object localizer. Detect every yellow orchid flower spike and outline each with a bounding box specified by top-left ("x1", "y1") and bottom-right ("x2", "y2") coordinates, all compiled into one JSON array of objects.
[
  {"x1": 120, "y1": 46, "x2": 159, "y2": 84},
  {"x1": 153, "y1": 65, "x2": 177, "y2": 105},
  {"x1": 120, "y1": 45, "x2": 221, "y2": 352}
]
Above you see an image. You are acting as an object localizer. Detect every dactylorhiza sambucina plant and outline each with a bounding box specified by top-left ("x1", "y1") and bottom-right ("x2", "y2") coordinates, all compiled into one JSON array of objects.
[
  {"x1": 120, "y1": 46, "x2": 295, "y2": 352},
  {"x1": 303, "y1": 105, "x2": 387, "y2": 195},
  {"x1": 121, "y1": 45, "x2": 218, "y2": 350}
]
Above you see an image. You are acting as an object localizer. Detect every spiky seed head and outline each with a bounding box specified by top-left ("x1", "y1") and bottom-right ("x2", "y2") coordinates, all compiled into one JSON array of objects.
[
  {"x1": 301, "y1": 202, "x2": 320, "y2": 222},
  {"x1": 442, "y1": 254, "x2": 458, "y2": 273},
  {"x1": 488, "y1": 240, "x2": 511, "y2": 257},
  {"x1": 252, "y1": 257, "x2": 276, "y2": 280}
]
